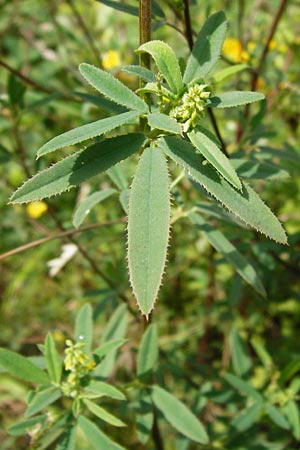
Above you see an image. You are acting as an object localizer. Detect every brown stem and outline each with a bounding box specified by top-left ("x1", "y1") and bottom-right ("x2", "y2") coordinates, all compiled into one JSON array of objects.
[
  {"x1": 208, "y1": 109, "x2": 229, "y2": 157},
  {"x1": 0, "y1": 59, "x2": 79, "y2": 102},
  {"x1": 183, "y1": 0, "x2": 194, "y2": 51},
  {"x1": 0, "y1": 221, "x2": 124, "y2": 261},
  {"x1": 152, "y1": 411, "x2": 165, "y2": 450},
  {"x1": 139, "y1": 0, "x2": 152, "y2": 70},
  {"x1": 250, "y1": 0, "x2": 288, "y2": 92}
]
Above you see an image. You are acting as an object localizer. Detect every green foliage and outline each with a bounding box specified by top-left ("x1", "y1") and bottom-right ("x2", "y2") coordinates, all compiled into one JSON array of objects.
[{"x1": 1, "y1": 1, "x2": 299, "y2": 449}]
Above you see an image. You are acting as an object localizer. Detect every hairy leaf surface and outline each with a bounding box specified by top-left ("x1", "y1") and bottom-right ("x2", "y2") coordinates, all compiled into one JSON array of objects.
[
  {"x1": 188, "y1": 127, "x2": 241, "y2": 190},
  {"x1": 79, "y1": 63, "x2": 148, "y2": 112},
  {"x1": 183, "y1": 11, "x2": 227, "y2": 83},
  {"x1": 37, "y1": 111, "x2": 140, "y2": 157},
  {"x1": 148, "y1": 113, "x2": 182, "y2": 135},
  {"x1": 209, "y1": 91, "x2": 265, "y2": 108},
  {"x1": 137, "y1": 40, "x2": 183, "y2": 93},
  {"x1": 159, "y1": 137, "x2": 287, "y2": 243},
  {"x1": 128, "y1": 147, "x2": 170, "y2": 317},
  {"x1": 11, "y1": 134, "x2": 145, "y2": 204}
]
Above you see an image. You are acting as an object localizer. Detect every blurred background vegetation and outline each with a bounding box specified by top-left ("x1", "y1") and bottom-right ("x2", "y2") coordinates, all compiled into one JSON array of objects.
[{"x1": 0, "y1": 0, "x2": 300, "y2": 448}]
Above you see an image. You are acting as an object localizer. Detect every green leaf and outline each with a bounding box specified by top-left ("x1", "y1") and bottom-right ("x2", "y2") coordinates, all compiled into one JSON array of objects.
[
  {"x1": 283, "y1": 400, "x2": 300, "y2": 440},
  {"x1": 0, "y1": 348, "x2": 49, "y2": 384},
  {"x1": 188, "y1": 127, "x2": 241, "y2": 190},
  {"x1": 73, "y1": 188, "x2": 116, "y2": 228},
  {"x1": 230, "y1": 327, "x2": 252, "y2": 376},
  {"x1": 78, "y1": 415, "x2": 127, "y2": 449},
  {"x1": 210, "y1": 64, "x2": 249, "y2": 84},
  {"x1": 231, "y1": 158, "x2": 290, "y2": 181},
  {"x1": 189, "y1": 212, "x2": 266, "y2": 297},
  {"x1": 84, "y1": 399, "x2": 126, "y2": 427},
  {"x1": 75, "y1": 303, "x2": 93, "y2": 353},
  {"x1": 128, "y1": 147, "x2": 170, "y2": 317},
  {"x1": 74, "y1": 92, "x2": 127, "y2": 114},
  {"x1": 45, "y1": 333, "x2": 62, "y2": 384},
  {"x1": 26, "y1": 386, "x2": 62, "y2": 417},
  {"x1": 79, "y1": 63, "x2": 148, "y2": 112},
  {"x1": 147, "y1": 113, "x2": 182, "y2": 135},
  {"x1": 209, "y1": 91, "x2": 265, "y2": 108},
  {"x1": 231, "y1": 401, "x2": 262, "y2": 431},
  {"x1": 279, "y1": 360, "x2": 300, "y2": 385},
  {"x1": 96, "y1": 0, "x2": 138, "y2": 16},
  {"x1": 93, "y1": 339, "x2": 127, "y2": 362},
  {"x1": 37, "y1": 111, "x2": 140, "y2": 158},
  {"x1": 183, "y1": 11, "x2": 227, "y2": 84},
  {"x1": 107, "y1": 163, "x2": 128, "y2": 190},
  {"x1": 11, "y1": 133, "x2": 145, "y2": 204},
  {"x1": 98, "y1": 304, "x2": 128, "y2": 377},
  {"x1": 265, "y1": 403, "x2": 290, "y2": 430},
  {"x1": 159, "y1": 136, "x2": 287, "y2": 244},
  {"x1": 151, "y1": 385, "x2": 209, "y2": 444},
  {"x1": 137, "y1": 324, "x2": 159, "y2": 377},
  {"x1": 8, "y1": 414, "x2": 48, "y2": 436},
  {"x1": 55, "y1": 427, "x2": 76, "y2": 450},
  {"x1": 85, "y1": 380, "x2": 126, "y2": 401},
  {"x1": 224, "y1": 373, "x2": 263, "y2": 401},
  {"x1": 122, "y1": 65, "x2": 156, "y2": 83},
  {"x1": 137, "y1": 40, "x2": 183, "y2": 94},
  {"x1": 136, "y1": 391, "x2": 153, "y2": 444}
]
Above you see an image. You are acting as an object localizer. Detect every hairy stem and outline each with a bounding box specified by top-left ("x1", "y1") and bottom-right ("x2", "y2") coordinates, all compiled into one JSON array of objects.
[{"x1": 139, "y1": 0, "x2": 152, "y2": 70}]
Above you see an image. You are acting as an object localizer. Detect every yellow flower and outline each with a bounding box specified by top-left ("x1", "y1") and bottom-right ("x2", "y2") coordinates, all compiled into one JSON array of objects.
[
  {"x1": 222, "y1": 38, "x2": 249, "y2": 63},
  {"x1": 26, "y1": 201, "x2": 48, "y2": 219},
  {"x1": 102, "y1": 50, "x2": 121, "y2": 70}
]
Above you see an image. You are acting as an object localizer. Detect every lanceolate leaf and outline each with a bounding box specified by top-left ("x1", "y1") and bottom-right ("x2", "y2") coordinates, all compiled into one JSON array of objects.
[
  {"x1": 159, "y1": 137, "x2": 287, "y2": 244},
  {"x1": 183, "y1": 11, "x2": 227, "y2": 84},
  {"x1": 189, "y1": 212, "x2": 266, "y2": 297},
  {"x1": 56, "y1": 427, "x2": 76, "y2": 450},
  {"x1": 209, "y1": 91, "x2": 265, "y2": 108},
  {"x1": 79, "y1": 63, "x2": 148, "y2": 113},
  {"x1": 137, "y1": 41, "x2": 183, "y2": 94},
  {"x1": 75, "y1": 303, "x2": 93, "y2": 353},
  {"x1": 78, "y1": 415, "x2": 127, "y2": 450},
  {"x1": 98, "y1": 304, "x2": 128, "y2": 377},
  {"x1": 86, "y1": 380, "x2": 126, "y2": 401},
  {"x1": 84, "y1": 399, "x2": 126, "y2": 427},
  {"x1": 231, "y1": 401, "x2": 262, "y2": 431},
  {"x1": 8, "y1": 415, "x2": 48, "y2": 436},
  {"x1": 188, "y1": 127, "x2": 242, "y2": 190},
  {"x1": 26, "y1": 387, "x2": 61, "y2": 417},
  {"x1": 73, "y1": 188, "x2": 116, "y2": 228},
  {"x1": 0, "y1": 348, "x2": 49, "y2": 384},
  {"x1": 10, "y1": 133, "x2": 145, "y2": 204},
  {"x1": 151, "y1": 385, "x2": 209, "y2": 444},
  {"x1": 122, "y1": 65, "x2": 156, "y2": 83},
  {"x1": 210, "y1": 64, "x2": 249, "y2": 84},
  {"x1": 37, "y1": 111, "x2": 140, "y2": 158},
  {"x1": 137, "y1": 324, "x2": 159, "y2": 377},
  {"x1": 45, "y1": 333, "x2": 62, "y2": 384},
  {"x1": 128, "y1": 147, "x2": 170, "y2": 317},
  {"x1": 147, "y1": 113, "x2": 182, "y2": 135}
]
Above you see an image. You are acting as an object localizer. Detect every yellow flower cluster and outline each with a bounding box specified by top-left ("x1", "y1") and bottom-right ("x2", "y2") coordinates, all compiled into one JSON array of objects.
[{"x1": 61, "y1": 340, "x2": 95, "y2": 398}]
